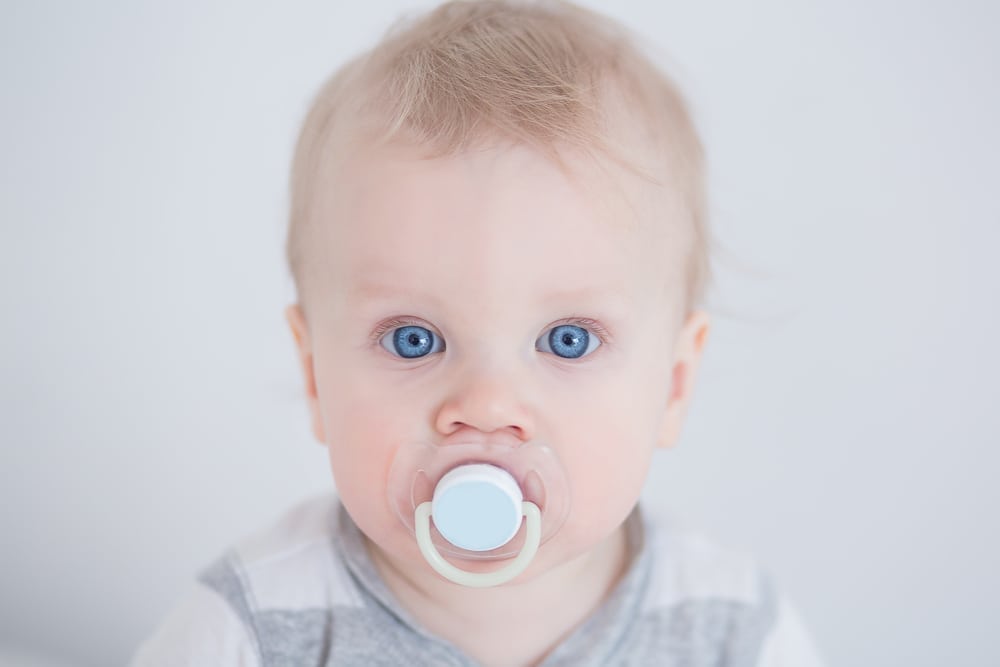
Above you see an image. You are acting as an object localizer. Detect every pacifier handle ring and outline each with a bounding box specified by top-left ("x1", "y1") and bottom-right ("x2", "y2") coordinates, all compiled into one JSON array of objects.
[{"x1": 415, "y1": 500, "x2": 542, "y2": 588}]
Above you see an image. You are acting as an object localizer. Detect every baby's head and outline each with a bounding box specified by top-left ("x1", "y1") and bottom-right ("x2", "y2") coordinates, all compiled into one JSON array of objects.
[{"x1": 285, "y1": 0, "x2": 712, "y2": 584}]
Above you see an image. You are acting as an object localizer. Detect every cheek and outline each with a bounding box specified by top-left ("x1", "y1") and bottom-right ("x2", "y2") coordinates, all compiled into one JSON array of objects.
[
  {"x1": 316, "y1": 364, "x2": 421, "y2": 527},
  {"x1": 562, "y1": 414, "x2": 653, "y2": 509},
  {"x1": 552, "y1": 367, "x2": 666, "y2": 526}
]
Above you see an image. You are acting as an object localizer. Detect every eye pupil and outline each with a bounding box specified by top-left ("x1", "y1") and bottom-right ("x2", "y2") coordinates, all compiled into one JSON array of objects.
[
  {"x1": 391, "y1": 325, "x2": 436, "y2": 358},
  {"x1": 548, "y1": 325, "x2": 589, "y2": 359}
]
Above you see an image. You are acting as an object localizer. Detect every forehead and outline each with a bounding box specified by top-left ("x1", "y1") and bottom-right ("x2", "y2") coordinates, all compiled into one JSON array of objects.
[{"x1": 312, "y1": 141, "x2": 681, "y2": 314}]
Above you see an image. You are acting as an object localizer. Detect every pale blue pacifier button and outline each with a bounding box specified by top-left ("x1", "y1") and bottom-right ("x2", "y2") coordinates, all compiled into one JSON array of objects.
[{"x1": 431, "y1": 464, "x2": 524, "y2": 552}]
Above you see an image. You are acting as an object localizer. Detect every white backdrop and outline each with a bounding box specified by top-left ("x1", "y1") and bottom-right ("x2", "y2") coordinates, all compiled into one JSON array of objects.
[{"x1": 2, "y1": 1, "x2": 997, "y2": 665}]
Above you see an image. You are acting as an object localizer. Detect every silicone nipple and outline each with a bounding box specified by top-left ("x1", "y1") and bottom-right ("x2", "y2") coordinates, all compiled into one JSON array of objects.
[{"x1": 415, "y1": 463, "x2": 541, "y2": 587}]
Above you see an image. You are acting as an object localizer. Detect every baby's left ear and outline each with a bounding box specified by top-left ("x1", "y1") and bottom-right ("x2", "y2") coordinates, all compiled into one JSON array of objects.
[{"x1": 655, "y1": 310, "x2": 711, "y2": 449}]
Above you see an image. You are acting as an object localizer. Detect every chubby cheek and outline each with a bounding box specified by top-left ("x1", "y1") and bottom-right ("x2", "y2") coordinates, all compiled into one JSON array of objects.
[
  {"x1": 317, "y1": 366, "x2": 423, "y2": 542},
  {"x1": 562, "y1": 420, "x2": 654, "y2": 538},
  {"x1": 551, "y1": 371, "x2": 664, "y2": 547}
]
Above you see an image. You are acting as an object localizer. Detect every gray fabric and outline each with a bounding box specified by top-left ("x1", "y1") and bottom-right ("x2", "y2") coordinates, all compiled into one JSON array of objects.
[
  {"x1": 197, "y1": 501, "x2": 776, "y2": 666},
  {"x1": 256, "y1": 610, "x2": 333, "y2": 666}
]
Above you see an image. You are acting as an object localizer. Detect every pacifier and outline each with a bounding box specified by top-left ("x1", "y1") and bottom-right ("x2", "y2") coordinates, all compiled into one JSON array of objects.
[{"x1": 387, "y1": 440, "x2": 570, "y2": 588}]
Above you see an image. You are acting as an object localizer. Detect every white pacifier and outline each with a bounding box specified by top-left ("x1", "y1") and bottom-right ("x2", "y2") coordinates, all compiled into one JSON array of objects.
[{"x1": 387, "y1": 441, "x2": 570, "y2": 588}]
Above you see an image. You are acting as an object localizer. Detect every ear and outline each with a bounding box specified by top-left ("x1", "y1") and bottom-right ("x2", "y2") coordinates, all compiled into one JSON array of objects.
[
  {"x1": 284, "y1": 303, "x2": 327, "y2": 445},
  {"x1": 655, "y1": 309, "x2": 711, "y2": 449}
]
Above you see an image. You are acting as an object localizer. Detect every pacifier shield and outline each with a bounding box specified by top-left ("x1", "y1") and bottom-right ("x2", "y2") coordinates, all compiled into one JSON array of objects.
[
  {"x1": 387, "y1": 439, "x2": 571, "y2": 559},
  {"x1": 432, "y1": 464, "x2": 523, "y2": 552}
]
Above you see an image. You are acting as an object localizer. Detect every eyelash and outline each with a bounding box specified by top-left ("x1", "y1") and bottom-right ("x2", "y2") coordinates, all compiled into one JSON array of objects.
[{"x1": 369, "y1": 316, "x2": 612, "y2": 349}]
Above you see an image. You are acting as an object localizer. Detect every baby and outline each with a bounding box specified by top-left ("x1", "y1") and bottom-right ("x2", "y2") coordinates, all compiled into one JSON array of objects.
[{"x1": 132, "y1": 1, "x2": 824, "y2": 665}]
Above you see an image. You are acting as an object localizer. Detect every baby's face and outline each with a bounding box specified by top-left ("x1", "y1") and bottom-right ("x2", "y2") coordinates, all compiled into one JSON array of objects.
[{"x1": 287, "y1": 140, "x2": 708, "y2": 581}]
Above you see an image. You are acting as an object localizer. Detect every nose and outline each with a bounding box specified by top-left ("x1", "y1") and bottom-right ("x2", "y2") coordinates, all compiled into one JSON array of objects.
[{"x1": 433, "y1": 361, "x2": 536, "y2": 443}]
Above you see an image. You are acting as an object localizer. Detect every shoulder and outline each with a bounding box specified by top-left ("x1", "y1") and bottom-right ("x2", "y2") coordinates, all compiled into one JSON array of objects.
[
  {"x1": 634, "y1": 506, "x2": 825, "y2": 667},
  {"x1": 202, "y1": 491, "x2": 365, "y2": 613},
  {"x1": 131, "y1": 493, "x2": 362, "y2": 666},
  {"x1": 640, "y1": 510, "x2": 765, "y2": 610}
]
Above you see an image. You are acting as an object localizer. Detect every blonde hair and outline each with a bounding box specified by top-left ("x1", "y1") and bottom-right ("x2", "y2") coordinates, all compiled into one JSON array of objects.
[{"x1": 286, "y1": 0, "x2": 712, "y2": 315}]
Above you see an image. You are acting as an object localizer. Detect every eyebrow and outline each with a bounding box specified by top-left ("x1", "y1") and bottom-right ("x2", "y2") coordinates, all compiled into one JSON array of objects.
[
  {"x1": 538, "y1": 285, "x2": 629, "y2": 305},
  {"x1": 347, "y1": 280, "x2": 442, "y2": 303},
  {"x1": 348, "y1": 279, "x2": 628, "y2": 307}
]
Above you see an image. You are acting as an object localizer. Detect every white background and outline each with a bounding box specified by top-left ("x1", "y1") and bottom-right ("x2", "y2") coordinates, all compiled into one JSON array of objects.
[{"x1": 2, "y1": 1, "x2": 997, "y2": 665}]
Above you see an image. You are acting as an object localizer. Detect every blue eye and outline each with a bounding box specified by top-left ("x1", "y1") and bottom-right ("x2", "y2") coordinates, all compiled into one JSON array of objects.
[
  {"x1": 380, "y1": 325, "x2": 444, "y2": 359},
  {"x1": 536, "y1": 324, "x2": 601, "y2": 359}
]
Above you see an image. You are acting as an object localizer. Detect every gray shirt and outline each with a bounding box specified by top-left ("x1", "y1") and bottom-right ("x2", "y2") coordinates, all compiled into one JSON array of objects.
[{"x1": 130, "y1": 492, "x2": 824, "y2": 666}]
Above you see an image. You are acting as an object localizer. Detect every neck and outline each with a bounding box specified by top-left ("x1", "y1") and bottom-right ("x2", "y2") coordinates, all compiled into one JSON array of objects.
[{"x1": 363, "y1": 524, "x2": 631, "y2": 667}]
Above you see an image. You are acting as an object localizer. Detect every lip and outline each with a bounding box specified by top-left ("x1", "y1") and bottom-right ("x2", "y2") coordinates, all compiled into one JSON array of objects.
[{"x1": 436, "y1": 429, "x2": 525, "y2": 449}]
